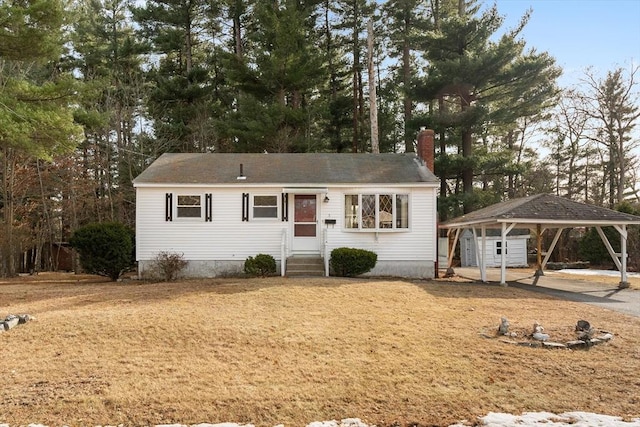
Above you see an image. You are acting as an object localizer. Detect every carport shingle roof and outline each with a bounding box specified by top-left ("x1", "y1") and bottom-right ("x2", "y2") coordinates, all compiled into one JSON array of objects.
[
  {"x1": 443, "y1": 194, "x2": 640, "y2": 227},
  {"x1": 133, "y1": 152, "x2": 438, "y2": 185}
]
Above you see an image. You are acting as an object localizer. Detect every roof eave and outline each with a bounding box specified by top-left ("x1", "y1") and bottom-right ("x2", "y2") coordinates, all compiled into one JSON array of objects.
[
  {"x1": 134, "y1": 181, "x2": 439, "y2": 188},
  {"x1": 441, "y1": 217, "x2": 640, "y2": 229}
]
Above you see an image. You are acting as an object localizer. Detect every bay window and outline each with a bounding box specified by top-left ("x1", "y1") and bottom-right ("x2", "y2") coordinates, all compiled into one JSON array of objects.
[{"x1": 344, "y1": 194, "x2": 410, "y2": 231}]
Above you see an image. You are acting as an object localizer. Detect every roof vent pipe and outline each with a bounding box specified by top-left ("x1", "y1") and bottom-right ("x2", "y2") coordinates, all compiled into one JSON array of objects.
[{"x1": 237, "y1": 163, "x2": 246, "y2": 180}]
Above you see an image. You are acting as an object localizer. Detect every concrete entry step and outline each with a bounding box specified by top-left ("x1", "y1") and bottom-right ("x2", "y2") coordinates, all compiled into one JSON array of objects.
[{"x1": 286, "y1": 256, "x2": 325, "y2": 277}]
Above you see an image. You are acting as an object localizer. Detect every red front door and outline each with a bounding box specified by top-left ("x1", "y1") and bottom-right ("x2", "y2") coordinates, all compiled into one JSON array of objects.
[{"x1": 293, "y1": 194, "x2": 319, "y2": 252}]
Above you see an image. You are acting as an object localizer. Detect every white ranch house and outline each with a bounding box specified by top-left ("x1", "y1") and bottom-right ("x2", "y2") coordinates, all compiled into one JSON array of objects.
[{"x1": 133, "y1": 146, "x2": 439, "y2": 279}]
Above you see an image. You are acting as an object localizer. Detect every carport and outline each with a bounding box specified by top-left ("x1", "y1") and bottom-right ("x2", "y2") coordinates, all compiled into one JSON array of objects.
[{"x1": 440, "y1": 194, "x2": 640, "y2": 288}]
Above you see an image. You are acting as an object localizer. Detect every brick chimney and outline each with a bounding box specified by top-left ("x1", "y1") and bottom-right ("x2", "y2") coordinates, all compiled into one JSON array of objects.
[{"x1": 417, "y1": 128, "x2": 435, "y2": 172}]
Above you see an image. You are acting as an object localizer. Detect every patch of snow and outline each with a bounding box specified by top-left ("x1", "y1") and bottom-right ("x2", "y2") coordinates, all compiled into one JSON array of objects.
[
  {"x1": 558, "y1": 269, "x2": 640, "y2": 278},
  {"x1": 306, "y1": 420, "x2": 369, "y2": 427},
  {"x1": 476, "y1": 412, "x2": 640, "y2": 426}
]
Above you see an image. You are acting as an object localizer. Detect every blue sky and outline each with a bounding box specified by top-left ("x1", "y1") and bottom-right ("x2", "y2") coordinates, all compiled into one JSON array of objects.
[{"x1": 488, "y1": 0, "x2": 640, "y2": 86}]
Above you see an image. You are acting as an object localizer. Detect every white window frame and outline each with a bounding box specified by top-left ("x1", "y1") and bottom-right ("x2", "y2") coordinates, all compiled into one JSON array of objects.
[
  {"x1": 176, "y1": 194, "x2": 203, "y2": 220},
  {"x1": 251, "y1": 194, "x2": 279, "y2": 220},
  {"x1": 343, "y1": 193, "x2": 410, "y2": 232}
]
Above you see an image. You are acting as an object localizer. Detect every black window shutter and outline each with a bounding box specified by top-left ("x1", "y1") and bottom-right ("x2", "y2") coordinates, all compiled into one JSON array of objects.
[
  {"x1": 165, "y1": 193, "x2": 173, "y2": 221},
  {"x1": 281, "y1": 193, "x2": 288, "y2": 221},
  {"x1": 205, "y1": 193, "x2": 212, "y2": 222},
  {"x1": 242, "y1": 193, "x2": 249, "y2": 221}
]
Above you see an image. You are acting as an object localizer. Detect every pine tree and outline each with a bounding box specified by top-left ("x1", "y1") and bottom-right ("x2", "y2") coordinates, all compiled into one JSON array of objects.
[
  {"x1": 334, "y1": 0, "x2": 375, "y2": 152},
  {"x1": 415, "y1": 0, "x2": 559, "y2": 215},
  {"x1": 318, "y1": 0, "x2": 352, "y2": 152},
  {"x1": 221, "y1": 0, "x2": 327, "y2": 152},
  {"x1": 381, "y1": 0, "x2": 432, "y2": 153},
  {"x1": 132, "y1": 0, "x2": 221, "y2": 153},
  {"x1": 580, "y1": 67, "x2": 640, "y2": 207},
  {"x1": 69, "y1": 0, "x2": 146, "y2": 226},
  {"x1": 0, "y1": 0, "x2": 82, "y2": 276}
]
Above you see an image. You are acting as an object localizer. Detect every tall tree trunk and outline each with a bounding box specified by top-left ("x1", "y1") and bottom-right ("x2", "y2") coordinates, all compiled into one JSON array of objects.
[
  {"x1": 617, "y1": 135, "x2": 625, "y2": 205},
  {"x1": 438, "y1": 96, "x2": 447, "y2": 203},
  {"x1": 367, "y1": 19, "x2": 378, "y2": 153},
  {"x1": 507, "y1": 130, "x2": 514, "y2": 198},
  {"x1": 458, "y1": 0, "x2": 474, "y2": 213},
  {"x1": 1, "y1": 147, "x2": 16, "y2": 277},
  {"x1": 461, "y1": 92, "x2": 473, "y2": 212},
  {"x1": 403, "y1": 35, "x2": 413, "y2": 152},
  {"x1": 351, "y1": 0, "x2": 360, "y2": 153},
  {"x1": 232, "y1": 2, "x2": 243, "y2": 59}
]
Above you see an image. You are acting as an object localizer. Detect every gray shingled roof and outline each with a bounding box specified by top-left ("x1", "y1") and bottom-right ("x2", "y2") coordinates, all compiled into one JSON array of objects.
[
  {"x1": 443, "y1": 194, "x2": 640, "y2": 227},
  {"x1": 133, "y1": 153, "x2": 438, "y2": 185}
]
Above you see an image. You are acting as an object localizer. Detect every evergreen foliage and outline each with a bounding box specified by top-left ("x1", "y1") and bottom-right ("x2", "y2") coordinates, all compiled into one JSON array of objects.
[
  {"x1": 330, "y1": 247, "x2": 377, "y2": 277},
  {"x1": 415, "y1": 0, "x2": 560, "y2": 216},
  {"x1": 70, "y1": 222, "x2": 134, "y2": 281},
  {"x1": 244, "y1": 254, "x2": 277, "y2": 277},
  {"x1": 0, "y1": 0, "x2": 82, "y2": 277},
  {"x1": 577, "y1": 227, "x2": 619, "y2": 267},
  {"x1": 1, "y1": 0, "x2": 639, "y2": 276}
]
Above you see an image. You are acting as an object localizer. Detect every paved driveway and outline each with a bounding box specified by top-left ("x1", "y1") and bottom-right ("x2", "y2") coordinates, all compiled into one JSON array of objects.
[{"x1": 452, "y1": 267, "x2": 640, "y2": 318}]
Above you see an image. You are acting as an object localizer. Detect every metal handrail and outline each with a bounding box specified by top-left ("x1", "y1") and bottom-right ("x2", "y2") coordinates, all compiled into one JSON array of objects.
[
  {"x1": 323, "y1": 228, "x2": 329, "y2": 277},
  {"x1": 281, "y1": 228, "x2": 287, "y2": 276}
]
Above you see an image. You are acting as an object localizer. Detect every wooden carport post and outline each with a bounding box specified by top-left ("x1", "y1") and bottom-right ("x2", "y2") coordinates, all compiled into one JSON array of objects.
[{"x1": 535, "y1": 224, "x2": 544, "y2": 276}]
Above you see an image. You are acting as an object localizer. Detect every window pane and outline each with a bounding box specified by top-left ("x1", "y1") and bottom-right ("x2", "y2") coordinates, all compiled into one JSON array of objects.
[
  {"x1": 295, "y1": 195, "x2": 316, "y2": 222},
  {"x1": 254, "y1": 195, "x2": 277, "y2": 206},
  {"x1": 344, "y1": 195, "x2": 359, "y2": 228},
  {"x1": 177, "y1": 206, "x2": 202, "y2": 217},
  {"x1": 362, "y1": 195, "x2": 376, "y2": 229},
  {"x1": 178, "y1": 195, "x2": 200, "y2": 206},
  {"x1": 294, "y1": 224, "x2": 316, "y2": 237},
  {"x1": 379, "y1": 194, "x2": 393, "y2": 228},
  {"x1": 396, "y1": 195, "x2": 409, "y2": 228},
  {"x1": 254, "y1": 206, "x2": 278, "y2": 218},
  {"x1": 177, "y1": 195, "x2": 201, "y2": 218},
  {"x1": 253, "y1": 195, "x2": 278, "y2": 218}
]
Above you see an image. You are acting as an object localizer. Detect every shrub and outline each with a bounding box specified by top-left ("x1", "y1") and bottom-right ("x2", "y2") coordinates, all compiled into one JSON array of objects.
[
  {"x1": 330, "y1": 247, "x2": 377, "y2": 277},
  {"x1": 70, "y1": 222, "x2": 134, "y2": 281},
  {"x1": 578, "y1": 226, "x2": 619, "y2": 266},
  {"x1": 244, "y1": 254, "x2": 277, "y2": 277},
  {"x1": 153, "y1": 251, "x2": 188, "y2": 281}
]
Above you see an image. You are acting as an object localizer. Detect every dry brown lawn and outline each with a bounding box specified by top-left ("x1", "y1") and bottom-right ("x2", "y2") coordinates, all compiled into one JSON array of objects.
[
  {"x1": 1, "y1": 273, "x2": 639, "y2": 427},
  {"x1": 550, "y1": 270, "x2": 640, "y2": 290}
]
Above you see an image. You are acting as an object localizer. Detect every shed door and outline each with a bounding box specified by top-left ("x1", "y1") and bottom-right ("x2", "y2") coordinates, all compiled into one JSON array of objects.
[{"x1": 292, "y1": 195, "x2": 319, "y2": 253}]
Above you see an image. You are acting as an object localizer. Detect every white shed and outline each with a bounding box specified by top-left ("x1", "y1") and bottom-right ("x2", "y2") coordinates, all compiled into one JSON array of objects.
[{"x1": 460, "y1": 229, "x2": 530, "y2": 268}]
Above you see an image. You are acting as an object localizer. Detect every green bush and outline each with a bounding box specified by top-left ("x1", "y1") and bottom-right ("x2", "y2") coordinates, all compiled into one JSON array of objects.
[
  {"x1": 330, "y1": 247, "x2": 377, "y2": 277},
  {"x1": 244, "y1": 254, "x2": 277, "y2": 277},
  {"x1": 70, "y1": 222, "x2": 134, "y2": 281},
  {"x1": 578, "y1": 226, "x2": 619, "y2": 266}
]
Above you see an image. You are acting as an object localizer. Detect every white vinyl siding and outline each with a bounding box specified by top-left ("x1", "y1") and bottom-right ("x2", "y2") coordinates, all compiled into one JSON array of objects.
[
  {"x1": 137, "y1": 188, "x2": 284, "y2": 261},
  {"x1": 136, "y1": 184, "x2": 437, "y2": 265}
]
